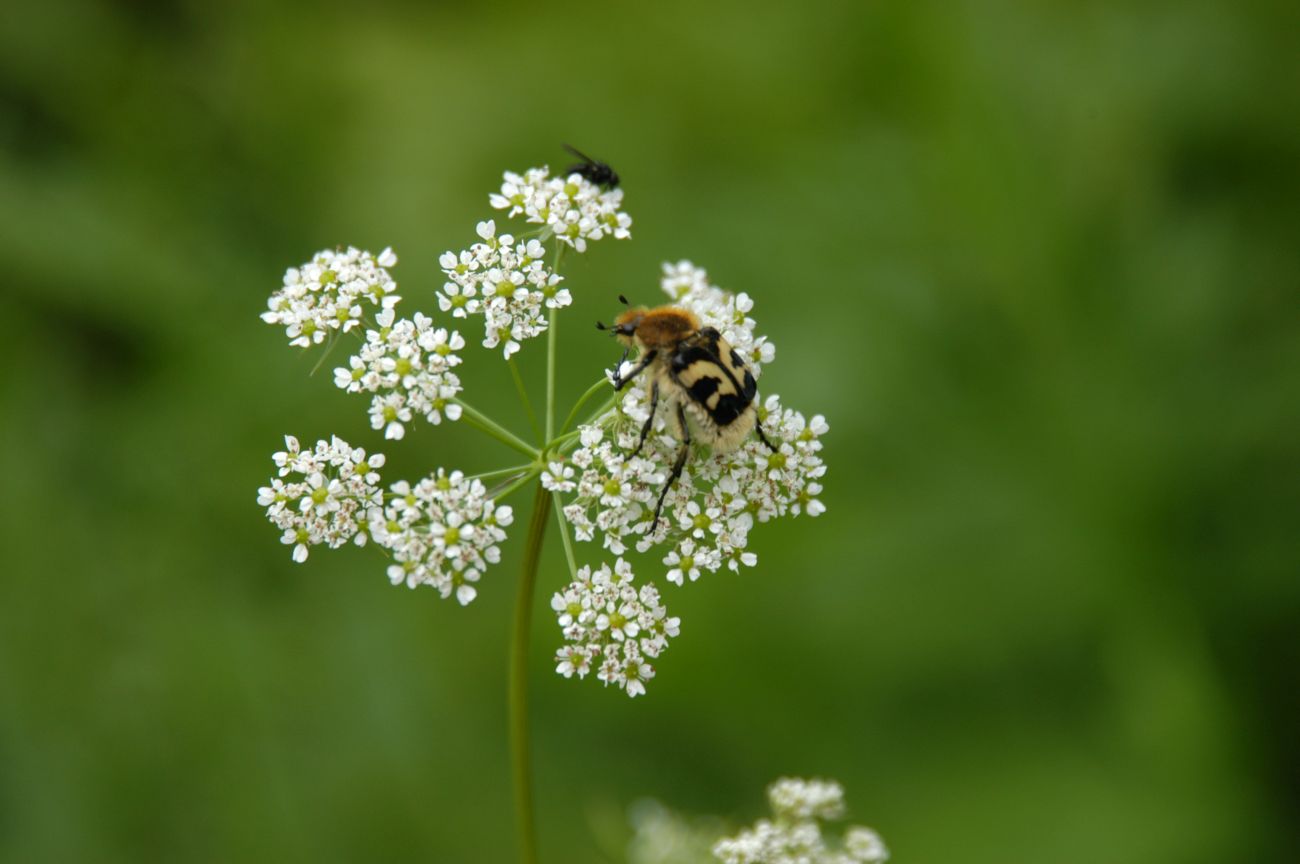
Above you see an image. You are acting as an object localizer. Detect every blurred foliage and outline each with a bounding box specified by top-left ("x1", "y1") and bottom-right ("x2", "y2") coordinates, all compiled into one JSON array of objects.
[{"x1": 1, "y1": 0, "x2": 1297, "y2": 862}]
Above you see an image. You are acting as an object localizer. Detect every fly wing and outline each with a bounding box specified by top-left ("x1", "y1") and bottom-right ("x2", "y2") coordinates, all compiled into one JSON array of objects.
[{"x1": 669, "y1": 328, "x2": 757, "y2": 427}]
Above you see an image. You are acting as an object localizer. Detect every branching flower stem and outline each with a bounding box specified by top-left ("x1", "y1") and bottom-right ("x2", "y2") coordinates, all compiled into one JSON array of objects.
[
  {"x1": 508, "y1": 356, "x2": 544, "y2": 445},
  {"x1": 556, "y1": 377, "x2": 607, "y2": 439},
  {"x1": 454, "y1": 398, "x2": 540, "y2": 459}
]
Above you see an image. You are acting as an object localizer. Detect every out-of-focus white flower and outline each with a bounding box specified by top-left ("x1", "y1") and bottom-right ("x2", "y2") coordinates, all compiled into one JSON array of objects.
[
  {"x1": 842, "y1": 828, "x2": 889, "y2": 864},
  {"x1": 261, "y1": 247, "x2": 401, "y2": 347},
  {"x1": 373, "y1": 468, "x2": 513, "y2": 605},
  {"x1": 712, "y1": 778, "x2": 888, "y2": 864},
  {"x1": 258, "y1": 436, "x2": 386, "y2": 562},
  {"x1": 767, "y1": 778, "x2": 845, "y2": 821},
  {"x1": 550, "y1": 559, "x2": 678, "y2": 697},
  {"x1": 489, "y1": 166, "x2": 631, "y2": 253}
]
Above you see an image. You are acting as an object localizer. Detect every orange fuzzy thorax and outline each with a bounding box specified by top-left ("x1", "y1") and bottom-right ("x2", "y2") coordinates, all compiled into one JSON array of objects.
[{"x1": 616, "y1": 305, "x2": 701, "y2": 350}]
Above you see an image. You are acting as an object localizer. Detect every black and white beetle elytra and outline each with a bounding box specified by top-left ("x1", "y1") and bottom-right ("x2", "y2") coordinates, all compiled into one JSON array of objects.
[{"x1": 597, "y1": 299, "x2": 777, "y2": 531}]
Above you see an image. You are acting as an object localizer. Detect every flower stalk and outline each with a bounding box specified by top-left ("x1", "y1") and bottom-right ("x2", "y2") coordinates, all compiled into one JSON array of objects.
[{"x1": 509, "y1": 480, "x2": 551, "y2": 864}]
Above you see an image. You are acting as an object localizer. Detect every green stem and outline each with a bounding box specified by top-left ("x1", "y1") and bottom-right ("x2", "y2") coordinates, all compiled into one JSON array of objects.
[
  {"x1": 470, "y1": 463, "x2": 538, "y2": 482},
  {"x1": 508, "y1": 357, "x2": 544, "y2": 445},
  {"x1": 492, "y1": 468, "x2": 544, "y2": 503},
  {"x1": 578, "y1": 392, "x2": 618, "y2": 429},
  {"x1": 510, "y1": 481, "x2": 551, "y2": 864},
  {"x1": 551, "y1": 492, "x2": 579, "y2": 581},
  {"x1": 556, "y1": 377, "x2": 608, "y2": 440},
  {"x1": 555, "y1": 393, "x2": 620, "y2": 455},
  {"x1": 308, "y1": 330, "x2": 346, "y2": 376},
  {"x1": 454, "y1": 399, "x2": 539, "y2": 459},
  {"x1": 546, "y1": 307, "x2": 557, "y2": 442}
]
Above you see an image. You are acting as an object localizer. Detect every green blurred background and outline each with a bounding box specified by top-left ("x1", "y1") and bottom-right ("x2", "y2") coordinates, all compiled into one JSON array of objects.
[{"x1": 2, "y1": 1, "x2": 1297, "y2": 861}]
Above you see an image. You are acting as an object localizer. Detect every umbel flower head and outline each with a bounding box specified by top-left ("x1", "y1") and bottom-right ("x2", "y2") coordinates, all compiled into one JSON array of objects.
[
  {"x1": 489, "y1": 165, "x2": 631, "y2": 252},
  {"x1": 712, "y1": 778, "x2": 888, "y2": 864},
  {"x1": 262, "y1": 247, "x2": 399, "y2": 347},
  {"x1": 257, "y1": 435, "x2": 385, "y2": 563},
  {"x1": 257, "y1": 156, "x2": 828, "y2": 700},
  {"x1": 375, "y1": 469, "x2": 514, "y2": 606},
  {"x1": 625, "y1": 777, "x2": 886, "y2": 864},
  {"x1": 550, "y1": 558, "x2": 680, "y2": 697},
  {"x1": 438, "y1": 219, "x2": 568, "y2": 359}
]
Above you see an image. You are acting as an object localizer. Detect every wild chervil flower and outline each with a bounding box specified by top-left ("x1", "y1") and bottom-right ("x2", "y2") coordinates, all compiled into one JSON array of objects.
[
  {"x1": 261, "y1": 246, "x2": 400, "y2": 347},
  {"x1": 374, "y1": 469, "x2": 514, "y2": 606},
  {"x1": 438, "y1": 219, "x2": 568, "y2": 359},
  {"x1": 711, "y1": 778, "x2": 888, "y2": 864},
  {"x1": 333, "y1": 309, "x2": 465, "y2": 440},
  {"x1": 551, "y1": 559, "x2": 679, "y2": 697},
  {"x1": 257, "y1": 435, "x2": 386, "y2": 562},
  {"x1": 258, "y1": 157, "x2": 827, "y2": 708},
  {"x1": 489, "y1": 166, "x2": 631, "y2": 253}
]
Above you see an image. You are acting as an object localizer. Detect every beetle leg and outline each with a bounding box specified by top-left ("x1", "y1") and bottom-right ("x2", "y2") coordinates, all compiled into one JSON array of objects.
[
  {"x1": 630, "y1": 380, "x2": 658, "y2": 458},
  {"x1": 754, "y1": 415, "x2": 779, "y2": 453},
  {"x1": 651, "y1": 403, "x2": 690, "y2": 533}
]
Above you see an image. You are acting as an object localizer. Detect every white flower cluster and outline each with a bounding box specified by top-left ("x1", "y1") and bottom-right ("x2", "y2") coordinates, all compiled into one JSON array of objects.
[
  {"x1": 261, "y1": 247, "x2": 400, "y2": 347},
  {"x1": 489, "y1": 166, "x2": 631, "y2": 253},
  {"x1": 333, "y1": 310, "x2": 465, "y2": 440},
  {"x1": 551, "y1": 559, "x2": 679, "y2": 697},
  {"x1": 558, "y1": 263, "x2": 826, "y2": 584},
  {"x1": 257, "y1": 436, "x2": 385, "y2": 563},
  {"x1": 712, "y1": 778, "x2": 888, "y2": 864},
  {"x1": 375, "y1": 469, "x2": 514, "y2": 606},
  {"x1": 438, "y1": 220, "x2": 569, "y2": 359}
]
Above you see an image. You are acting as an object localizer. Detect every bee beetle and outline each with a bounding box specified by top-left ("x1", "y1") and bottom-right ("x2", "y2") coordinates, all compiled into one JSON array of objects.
[
  {"x1": 563, "y1": 144, "x2": 620, "y2": 190},
  {"x1": 597, "y1": 296, "x2": 778, "y2": 532}
]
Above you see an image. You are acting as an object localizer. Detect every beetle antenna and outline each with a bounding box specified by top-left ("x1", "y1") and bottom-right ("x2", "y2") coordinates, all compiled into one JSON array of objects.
[
  {"x1": 618, "y1": 294, "x2": 629, "y2": 306},
  {"x1": 595, "y1": 321, "x2": 608, "y2": 330}
]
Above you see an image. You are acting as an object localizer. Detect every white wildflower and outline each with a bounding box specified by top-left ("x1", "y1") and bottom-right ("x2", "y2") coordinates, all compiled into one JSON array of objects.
[
  {"x1": 551, "y1": 559, "x2": 678, "y2": 697},
  {"x1": 261, "y1": 246, "x2": 401, "y2": 347},
  {"x1": 712, "y1": 778, "x2": 887, "y2": 864},
  {"x1": 843, "y1": 828, "x2": 889, "y2": 864},
  {"x1": 768, "y1": 778, "x2": 845, "y2": 821},
  {"x1": 540, "y1": 461, "x2": 576, "y2": 493},
  {"x1": 257, "y1": 436, "x2": 385, "y2": 562},
  {"x1": 489, "y1": 166, "x2": 632, "y2": 253},
  {"x1": 438, "y1": 219, "x2": 567, "y2": 359},
  {"x1": 334, "y1": 310, "x2": 465, "y2": 439},
  {"x1": 373, "y1": 468, "x2": 514, "y2": 605}
]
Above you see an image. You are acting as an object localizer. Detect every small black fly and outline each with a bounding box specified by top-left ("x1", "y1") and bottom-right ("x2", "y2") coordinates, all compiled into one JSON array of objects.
[{"x1": 563, "y1": 144, "x2": 620, "y2": 190}]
